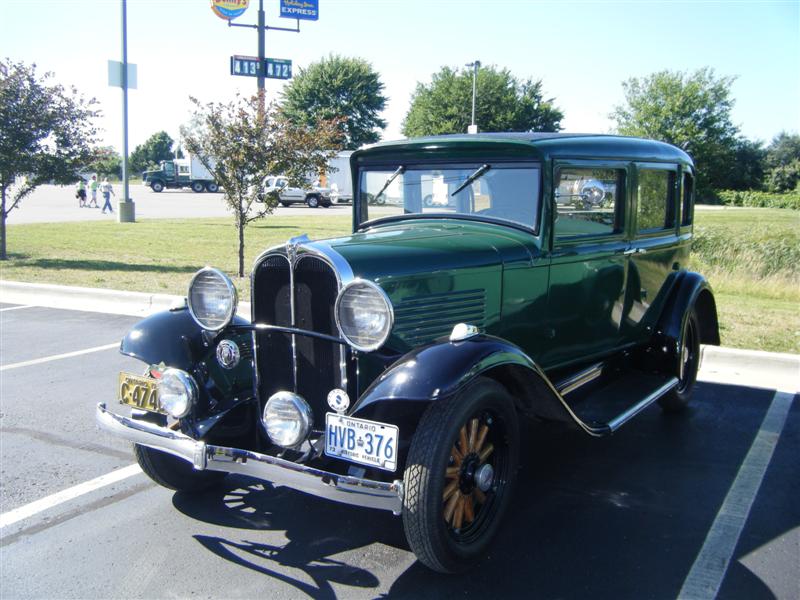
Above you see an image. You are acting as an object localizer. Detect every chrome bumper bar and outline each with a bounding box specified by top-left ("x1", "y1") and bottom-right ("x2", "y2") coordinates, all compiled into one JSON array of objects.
[{"x1": 96, "y1": 403, "x2": 404, "y2": 515}]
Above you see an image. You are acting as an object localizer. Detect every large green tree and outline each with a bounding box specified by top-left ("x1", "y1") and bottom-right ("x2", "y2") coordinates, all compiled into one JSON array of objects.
[
  {"x1": 90, "y1": 146, "x2": 122, "y2": 179},
  {"x1": 764, "y1": 131, "x2": 800, "y2": 192},
  {"x1": 610, "y1": 68, "x2": 742, "y2": 198},
  {"x1": 280, "y1": 54, "x2": 386, "y2": 150},
  {"x1": 402, "y1": 65, "x2": 563, "y2": 137},
  {"x1": 0, "y1": 59, "x2": 99, "y2": 259},
  {"x1": 129, "y1": 130, "x2": 181, "y2": 175},
  {"x1": 182, "y1": 93, "x2": 339, "y2": 277}
]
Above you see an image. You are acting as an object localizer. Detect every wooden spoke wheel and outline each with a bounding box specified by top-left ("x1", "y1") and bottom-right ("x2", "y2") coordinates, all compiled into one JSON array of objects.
[
  {"x1": 402, "y1": 377, "x2": 519, "y2": 573},
  {"x1": 659, "y1": 307, "x2": 700, "y2": 412}
]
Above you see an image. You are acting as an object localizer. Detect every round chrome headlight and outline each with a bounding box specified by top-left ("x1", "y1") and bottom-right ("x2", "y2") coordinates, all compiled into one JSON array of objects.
[
  {"x1": 335, "y1": 279, "x2": 393, "y2": 352},
  {"x1": 159, "y1": 368, "x2": 197, "y2": 419},
  {"x1": 187, "y1": 267, "x2": 237, "y2": 331},
  {"x1": 263, "y1": 391, "x2": 313, "y2": 448}
]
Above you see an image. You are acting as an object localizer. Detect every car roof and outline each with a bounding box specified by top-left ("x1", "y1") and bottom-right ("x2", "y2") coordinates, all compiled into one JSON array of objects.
[{"x1": 353, "y1": 132, "x2": 693, "y2": 166}]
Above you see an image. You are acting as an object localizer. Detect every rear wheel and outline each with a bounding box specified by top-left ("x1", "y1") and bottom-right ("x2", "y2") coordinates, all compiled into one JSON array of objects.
[
  {"x1": 191, "y1": 181, "x2": 205, "y2": 193},
  {"x1": 134, "y1": 444, "x2": 225, "y2": 492},
  {"x1": 280, "y1": 201, "x2": 290, "y2": 207},
  {"x1": 306, "y1": 195, "x2": 320, "y2": 208},
  {"x1": 151, "y1": 181, "x2": 164, "y2": 193},
  {"x1": 659, "y1": 308, "x2": 700, "y2": 412},
  {"x1": 205, "y1": 182, "x2": 218, "y2": 193},
  {"x1": 402, "y1": 377, "x2": 519, "y2": 573}
]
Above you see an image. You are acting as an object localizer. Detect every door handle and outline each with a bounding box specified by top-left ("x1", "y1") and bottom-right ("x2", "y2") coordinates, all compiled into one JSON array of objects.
[{"x1": 622, "y1": 247, "x2": 648, "y2": 256}]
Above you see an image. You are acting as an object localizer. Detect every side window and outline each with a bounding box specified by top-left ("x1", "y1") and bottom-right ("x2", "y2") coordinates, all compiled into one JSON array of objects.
[
  {"x1": 554, "y1": 167, "x2": 624, "y2": 239},
  {"x1": 682, "y1": 172, "x2": 694, "y2": 226},
  {"x1": 637, "y1": 168, "x2": 676, "y2": 232}
]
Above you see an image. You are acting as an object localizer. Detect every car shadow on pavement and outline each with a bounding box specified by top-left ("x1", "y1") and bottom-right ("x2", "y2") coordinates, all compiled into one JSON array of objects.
[{"x1": 171, "y1": 383, "x2": 795, "y2": 599}]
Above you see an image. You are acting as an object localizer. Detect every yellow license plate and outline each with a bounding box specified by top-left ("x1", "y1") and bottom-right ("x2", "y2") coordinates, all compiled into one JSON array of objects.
[{"x1": 118, "y1": 371, "x2": 163, "y2": 414}]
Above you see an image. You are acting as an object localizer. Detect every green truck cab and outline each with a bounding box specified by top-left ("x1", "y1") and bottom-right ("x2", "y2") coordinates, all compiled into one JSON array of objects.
[
  {"x1": 142, "y1": 155, "x2": 218, "y2": 193},
  {"x1": 98, "y1": 133, "x2": 719, "y2": 573}
]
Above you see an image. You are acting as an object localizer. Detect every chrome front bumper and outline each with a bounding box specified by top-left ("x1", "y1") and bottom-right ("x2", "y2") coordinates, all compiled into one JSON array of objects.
[{"x1": 96, "y1": 403, "x2": 404, "y2": 514}]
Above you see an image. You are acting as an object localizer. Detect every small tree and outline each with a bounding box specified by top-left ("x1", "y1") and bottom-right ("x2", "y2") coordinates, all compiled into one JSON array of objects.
[
  {"x1": 0, "y1": 59, "x2": 99, "y2": 259},
  {"x1": 764, "y1": 132, "x2": 800, "y2": 192},
  {"x1": 182, "y1": 93, "x2": 340, "y2": 277},
  {"x1": 90, "y1": 146, "x2": 123, "y2": 180},
  {"x1": 280, "y1": 54, "x2": 387, "y2": 150},
  {"x1": 402, "y1": 65, "x2": 563, "y2": 137}
]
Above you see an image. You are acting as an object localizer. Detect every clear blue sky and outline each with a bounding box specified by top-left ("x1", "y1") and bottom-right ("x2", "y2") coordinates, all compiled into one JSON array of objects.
[{"x1": 2, "y1": 0, "x2": 798, "y2": 153}]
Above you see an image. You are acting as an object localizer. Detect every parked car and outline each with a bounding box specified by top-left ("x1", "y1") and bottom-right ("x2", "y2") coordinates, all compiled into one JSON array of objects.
[
  {"x1": 97, "y1": 133, "x2": 720, "y2": 574},
  {"x1": 259, "y1": 175, "x2": 332, "y2": 208}
]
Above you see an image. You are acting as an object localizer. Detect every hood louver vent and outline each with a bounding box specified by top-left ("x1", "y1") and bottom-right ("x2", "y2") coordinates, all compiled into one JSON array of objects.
[{"x1": 393, "y1": 289, "x2": 486, "y2": 347}]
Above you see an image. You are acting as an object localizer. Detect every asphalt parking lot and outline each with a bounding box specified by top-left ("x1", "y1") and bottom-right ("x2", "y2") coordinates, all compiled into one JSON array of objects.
[{"x1": 0, "y1": 303, "x2": 797, "y2": 599}]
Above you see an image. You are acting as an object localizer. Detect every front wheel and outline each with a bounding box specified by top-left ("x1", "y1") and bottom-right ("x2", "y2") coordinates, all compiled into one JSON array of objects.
[
  {"x1": 402, "y1": 377, "x2": 519, "y2": 573},
  {"x1": 191, "y1": 181, "x2": 205, "y2": 193},
  {"x1": 151, "y1": 181, "x2": 164, "y2": 193},
  {"x1": 306, "y1": 195, "x2": 320, "y2": 208},
  {"x1": 659, "y1": 309, "x2": 700, "y2": 412},
  {"x1": 134, "y1": 444, "x2": 225, "y2": 492}
]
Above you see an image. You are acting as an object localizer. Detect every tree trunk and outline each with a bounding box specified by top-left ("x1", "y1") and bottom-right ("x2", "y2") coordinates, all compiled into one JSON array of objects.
[
  {"x1": 237, "y1": 209, "x2": 245, "y2": 278},
  {"x1": 1, "y1": 184, "x2": 7, "y2": 261}
]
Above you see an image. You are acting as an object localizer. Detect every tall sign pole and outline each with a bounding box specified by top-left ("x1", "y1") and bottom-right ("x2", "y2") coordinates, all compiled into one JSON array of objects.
[
  {"x1": 257, "y1": 0, "x2": 265, "y2": 114},
  {"x1": 119, "y1": 0, "x2": 135, "y2": 222},
  {"x1": 466, "y1": 60, "x2": 481, "y2": 134}
]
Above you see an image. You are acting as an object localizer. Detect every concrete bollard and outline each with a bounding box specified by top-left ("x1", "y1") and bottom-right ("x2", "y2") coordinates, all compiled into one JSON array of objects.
[{"x1": 117, "y1": 199, "x2": 135, "y2": 223}]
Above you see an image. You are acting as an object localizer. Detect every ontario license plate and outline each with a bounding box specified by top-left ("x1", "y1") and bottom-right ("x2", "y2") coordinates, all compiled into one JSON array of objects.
[
  {"x1": 118, "y1": 371, "x2": 163, "y2": 414},
  {"x1": 325, "y1": 413, "x2": 398, "y2": 472}
]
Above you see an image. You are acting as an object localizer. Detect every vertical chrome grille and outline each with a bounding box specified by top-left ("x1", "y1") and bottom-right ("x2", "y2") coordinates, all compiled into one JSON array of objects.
[{"x1": 253, "y1": 250, "x2": 349, "y2": 424}]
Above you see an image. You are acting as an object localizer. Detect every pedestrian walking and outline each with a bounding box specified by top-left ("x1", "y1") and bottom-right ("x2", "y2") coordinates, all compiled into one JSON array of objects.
[
  {"x1": 76, "y1": 179, "x2": 87, "y2": 207},
  {"x1": 88, "y1": 175, "x2": 99, "y2": 208},
  {"x1": 100, "y1": 178, "x2": 115, "y2": 213}
]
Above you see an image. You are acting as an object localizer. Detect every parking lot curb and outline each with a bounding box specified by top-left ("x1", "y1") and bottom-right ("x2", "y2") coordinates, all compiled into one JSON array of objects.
[
  {"x1": 0, "y1": 280, "x2": 251, "y2": 318},
  {"x1": 700, "y1": 345, "x2": 799, "y2": 393}
]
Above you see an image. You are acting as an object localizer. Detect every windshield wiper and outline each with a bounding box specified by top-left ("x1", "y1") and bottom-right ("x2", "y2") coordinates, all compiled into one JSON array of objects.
[
  {"x1": 373, "y1": 165, "x2": 405, "y2": 201},
  {"x1": 451, "y1": 164, "x2": 491, "y2": 196}
]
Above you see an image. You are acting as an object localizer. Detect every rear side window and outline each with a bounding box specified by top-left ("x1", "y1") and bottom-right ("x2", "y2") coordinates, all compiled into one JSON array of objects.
[
  {"x1": 554, "y1": 168, "x2": 625, "y2": 239},
  {"x1": 682, "y1": 172, "x2": 694, "y2": 226},
  {"x1": 637, "y1": 169, "x2": 676, "y2": 232}
]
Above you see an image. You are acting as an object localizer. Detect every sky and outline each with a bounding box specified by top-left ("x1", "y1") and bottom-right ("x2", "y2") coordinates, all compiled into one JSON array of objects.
[{"x1": 2, "y1": 0, "x2": 798, "y2": 154}]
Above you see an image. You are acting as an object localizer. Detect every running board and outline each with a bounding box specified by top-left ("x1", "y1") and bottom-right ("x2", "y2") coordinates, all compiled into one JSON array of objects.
[{"x1": 564, "y1": 373, "x2": 680, "y2": 436}]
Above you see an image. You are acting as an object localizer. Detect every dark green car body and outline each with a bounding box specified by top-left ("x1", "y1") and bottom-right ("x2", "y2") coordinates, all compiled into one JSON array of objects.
[{"x1": 100, "y1": 132, "x2": 720, "y2": 574}]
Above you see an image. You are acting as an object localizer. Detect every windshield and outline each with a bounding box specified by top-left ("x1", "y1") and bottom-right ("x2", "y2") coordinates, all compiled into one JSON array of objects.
[{"x1": 359, "y1": 164, "x2": 541, "y2": 230}]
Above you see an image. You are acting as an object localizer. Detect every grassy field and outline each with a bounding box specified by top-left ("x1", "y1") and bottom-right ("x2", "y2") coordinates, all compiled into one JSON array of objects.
[{"x1": 2, "y1": 208, "x2": 798, "y2": 353}]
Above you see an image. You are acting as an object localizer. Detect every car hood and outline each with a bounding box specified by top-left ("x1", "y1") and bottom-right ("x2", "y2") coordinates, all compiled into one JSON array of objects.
[{"x1": 320, "y1": 218, "x2": 536, "y2": 282}]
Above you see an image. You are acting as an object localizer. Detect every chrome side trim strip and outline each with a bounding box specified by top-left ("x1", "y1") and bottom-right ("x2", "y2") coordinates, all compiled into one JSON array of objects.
[
  {"x1": 96, "y1": 403, "x2": 404, "y2": 514},
  {"x1": 607, "y1": 377, "x2": 679, "y2": 432},
  {"x1": 556, "y1": 362, "x2": 604, "y2": 396}
]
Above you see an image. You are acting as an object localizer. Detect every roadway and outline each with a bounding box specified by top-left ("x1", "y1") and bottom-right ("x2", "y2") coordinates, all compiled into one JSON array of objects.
[{"x1": 0, "y1": 303, "x2": 797, "y2": 598}]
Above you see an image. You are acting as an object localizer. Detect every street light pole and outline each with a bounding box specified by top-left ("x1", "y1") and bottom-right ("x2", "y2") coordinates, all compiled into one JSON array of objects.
[
  {"x1": 257, "y1": 0, "x2": 265, "y2": 115},
  {"x1": 465, "y1": 60, "x2": 480, "y2": 134},
  {"x1": 118, "y1": 0, "x2": 135, "y2": 222}
]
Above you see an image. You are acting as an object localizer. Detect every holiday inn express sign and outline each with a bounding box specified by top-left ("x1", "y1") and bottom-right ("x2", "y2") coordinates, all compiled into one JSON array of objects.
[
  {"x1": 280, "y1": 0, "x2": 318, "y2": 21},
  {"x1": 211, "y1": 0, "x2": 250, "y2": 21}
]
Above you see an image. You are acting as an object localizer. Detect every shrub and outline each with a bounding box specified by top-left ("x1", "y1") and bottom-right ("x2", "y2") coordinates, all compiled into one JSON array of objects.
[{"x1": 716, "y1": 189, "x2": 800, "y2": 210}]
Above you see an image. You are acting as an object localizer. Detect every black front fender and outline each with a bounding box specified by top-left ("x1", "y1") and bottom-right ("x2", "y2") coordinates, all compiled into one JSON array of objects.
[{"x1": 351, "y1": 334, "x2": 583, "y2": 435}]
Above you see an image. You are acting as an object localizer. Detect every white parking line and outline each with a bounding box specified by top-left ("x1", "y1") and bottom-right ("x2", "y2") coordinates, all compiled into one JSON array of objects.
[
  {"x1": 0, "y1": 342, "x2": 119, "y2": 371},
  {"x1": 0, "y1": 304, "x2": 35, "y2": 312},
  {"x1": 678, "y1": 389, "x2": 795, "y2": 599},
  {"x1": 0, "y1": 464, "x2": 142, "y2": 530}
]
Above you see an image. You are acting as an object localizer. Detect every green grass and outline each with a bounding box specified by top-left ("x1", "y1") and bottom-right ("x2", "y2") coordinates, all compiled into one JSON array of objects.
[
  {"x1": 1, "y1": 217, "x2": 352, "y2": 298},
  {"x1": 2, "y1": 208, "x2": 798, "y2": 353}
]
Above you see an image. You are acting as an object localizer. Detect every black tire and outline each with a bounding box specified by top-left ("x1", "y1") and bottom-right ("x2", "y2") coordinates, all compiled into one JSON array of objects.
[
  {"x1": 191, "y1": 181, "x2": 205, "y2": 193},
  {"x1": 402, "y1": 377, "x2": 519, "y2": 573},
  {"x1": 205, "y1": 182, "x2": 219, "y2": 193},
  {"x1": 151, "y1": 181, "x2": 164, "y2": 193},
  {"x1": 280, "y1": 201, "x2": 290, "y2": 207},
  {"x1": 659, "y1": 308, "x2": 701, "y2": 412},
  {"x1": 306, "y1": 195, "x2": 320, "y2": 208},
  {"x1": 134, "y1": 444, "x2": 225, "y2": 492},
  {"x1": 423, "y1": 194, "x2": 433, "y2": 207}
]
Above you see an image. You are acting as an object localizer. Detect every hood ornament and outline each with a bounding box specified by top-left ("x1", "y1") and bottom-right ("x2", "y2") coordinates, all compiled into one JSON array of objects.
[{"x1": 287, "y1": 233, "x2": 310, "y2": 262}]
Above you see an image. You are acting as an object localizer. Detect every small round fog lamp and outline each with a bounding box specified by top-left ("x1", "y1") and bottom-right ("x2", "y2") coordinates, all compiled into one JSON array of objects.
[
  {"x1": 159, "y1": 368, "x2": 198, "y2": 419},
  {"x1": 262, "y1": 391, "x2": 313, "y2": 448}
]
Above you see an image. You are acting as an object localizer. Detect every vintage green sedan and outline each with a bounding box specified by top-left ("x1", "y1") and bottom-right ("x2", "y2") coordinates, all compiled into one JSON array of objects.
[{"x1": 97, "y1": 133, "x2": 719, "y2": 573}]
